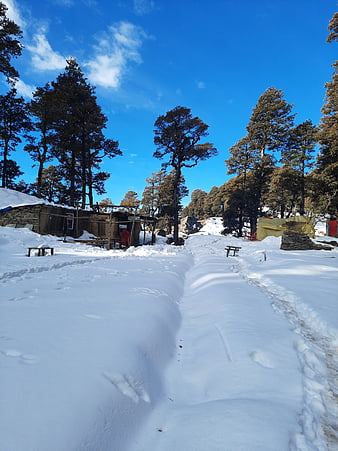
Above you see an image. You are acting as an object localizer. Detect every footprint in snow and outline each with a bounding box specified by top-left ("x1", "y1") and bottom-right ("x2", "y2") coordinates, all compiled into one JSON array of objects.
[
  {"x1": 131, "y1": 287, "x2": 169, "y2": 297},
  {"x1": 83, "y1": 314, "x2": 102, "y2": 320},
  {"x1": 102, "y1": 372, "x2": 150, "y2": 404},
  {"x1": 250, "y1": 350, "x2": 275, "y2": 369},
  {"x1": 1, "y1": 349, "x2": 39, "y2": 364},
  {"x1": 7, "y1": 295, "x2": 27, "y2": 302}
]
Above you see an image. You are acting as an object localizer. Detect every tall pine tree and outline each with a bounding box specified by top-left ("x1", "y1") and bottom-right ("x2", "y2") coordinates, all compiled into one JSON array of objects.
[
  {"x1": 316, "y1": 12, "x2": 338, "y2": 215},
  {"x1": 24, "y1": 83, "x2": 55, "y2": 194},
  {"x1": 246, "y1": 87, "x2": 295, "y2": 159},
  {"x1": 282, "y1": 120, "x2": 317, "y2": 214},
  {"x1": 153, "y1": 106, "x2": 216, "y2": 243},
  {"x1": 225, "y1": 87, "x2": 294, "y2": 234},
  {"x1": 50, "y1": 59, "x2": 121, "y2": 207}
]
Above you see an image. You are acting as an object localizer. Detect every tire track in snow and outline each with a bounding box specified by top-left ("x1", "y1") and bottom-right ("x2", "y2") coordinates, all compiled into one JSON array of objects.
[{"x1": 234, "y1": 259, "x2": 338, "y2": 451}]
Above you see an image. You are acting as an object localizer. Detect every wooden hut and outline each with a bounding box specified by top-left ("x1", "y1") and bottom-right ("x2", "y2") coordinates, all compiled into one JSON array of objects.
[{"x1": 0, "y1": 203, "x2": 150, "y2": 247}]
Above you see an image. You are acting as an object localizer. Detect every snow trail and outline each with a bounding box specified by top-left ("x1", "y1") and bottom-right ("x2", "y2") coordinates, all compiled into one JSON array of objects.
[
  {"x1": 235, "y1": 257, "x2": 338, "y2": 450},
  {"x1": 131, "y1": 236, "x2": 303, "y2": 450},
  {"x1": 1, "y1": 217, "x2": 337, "y2": 450}
]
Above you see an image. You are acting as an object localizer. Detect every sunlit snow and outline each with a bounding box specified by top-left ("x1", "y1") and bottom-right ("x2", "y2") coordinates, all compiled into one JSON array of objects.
[{"x1": 0, "y1": 189, "x2": 337, "y2": 451}]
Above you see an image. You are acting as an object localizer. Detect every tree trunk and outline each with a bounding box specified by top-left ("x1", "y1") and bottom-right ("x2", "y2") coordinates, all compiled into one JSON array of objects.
[
  {"x1": 69, "y1": 149, "x2": 76, "y2": 207},
  {"x1": 299, "y1": 162, "x2": 305, "y2": 215},
  {"x1": 173, "y1": 166, "x2": 181, "y2": 243},
  {"x1": 1, "y1": 141, "x2": 9, "y2": 188}
]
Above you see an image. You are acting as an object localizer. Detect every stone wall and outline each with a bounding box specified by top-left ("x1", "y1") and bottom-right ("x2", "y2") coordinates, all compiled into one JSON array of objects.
[
  {"x1": 281, "y1": 231, "x2": 332, "y2": 251},
  {"x1": 0, "y1": 205, "x2": 41, "y2": 232}
]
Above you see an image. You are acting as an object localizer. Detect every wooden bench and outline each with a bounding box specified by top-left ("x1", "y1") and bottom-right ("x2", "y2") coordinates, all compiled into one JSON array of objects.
[
  {"x1": 27, "y1": 246, "x2": 54, "y2": 257},
  {"x1": 225, "y1": 245, "x2": 241, "y2": 257}
]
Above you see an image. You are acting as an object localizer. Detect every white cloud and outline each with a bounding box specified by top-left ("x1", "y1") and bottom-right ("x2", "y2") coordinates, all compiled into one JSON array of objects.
[
  {"x1": 133, "y1": 0, "x2": 155, "y2": 16},
  {"x1": 26, "y1": 31, "x2": 66, "y2": 71},
  {"x1": 86, "y1": 21, "x2": 148, "y2": 89},
  {"x1": 52, "y1": 0, "x2": 97, "y2": 6},
  {"x1": 13, "y1": 79, "x2": 35, "y2": 98},
  {"x1": 196, "y1": 80, "x2": 206, "y2": 89},
  {"x1": 2, "y1": 0, "x2": 26, "y2": 29}
]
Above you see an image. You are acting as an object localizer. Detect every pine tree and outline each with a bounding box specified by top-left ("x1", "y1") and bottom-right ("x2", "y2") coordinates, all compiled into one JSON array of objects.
[
  {"x1": 182, "y1": 189, "x2": 207, "y2": 218},
  {"x1": 246, "y1": 87, "x2": 295, "y2": 159},
  {"x1": 153, "y1": 106, "x2": 216, "y2": 243},
  {"x1": 267, "y1": 166, "x2": 302, "y2": 218},
  {"x1": 282, "y1": 120, "x2": 317, "y2": 214},
  {"x1": 0, "y1": 2, "x2": 23, "y2": 83},
  {"x1": 0, "y1": 158, "x2": 22, "y2": 188},
  {"x1": 140, "y1": 170, "x2": 167, "y2": 216},
  {"x1": 225, "y1": 136, "x2": 261, "y2": 234},
  {"x1": 225, "y1": 87, "x2": 294, "y2": 234},
  {"x1": 24, "y1": 83, "x2": 55, "y2": 193},
  {"x1": 156, "y1": 170, "x2": 188, "y2": 233},
  {"x1": 50, "y1": 59, "x2": 121, "y2": 207},
  {"x1": 120, "y1": 190, "x2": 140, "y2": 212},
  {"x1": 316, "y1": 13, "x2": 338, "y2": 216},
  {"x1": 30, "y1": 165, "x2": 65, "y2": 203},
  {"x1": 226, "y1": 136, "x2": 260, "y2": 177},
  {"x1": 97, "y1": 197, "x2": 113, "y2": 212},
  {"x1": 222, "y1": 176, "x2": 247, "y2": 236},
  {"x1": 0, "y1": 88, "x2": 32, "y2": 188},
  {"x1": 327, "y1": 12, "x2": 338, "y2": 43}
]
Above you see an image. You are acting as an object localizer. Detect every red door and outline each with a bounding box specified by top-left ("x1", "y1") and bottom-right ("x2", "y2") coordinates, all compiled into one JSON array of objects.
[{"x1": 328, "y1": 220, "x2": 337, "y2": 236}]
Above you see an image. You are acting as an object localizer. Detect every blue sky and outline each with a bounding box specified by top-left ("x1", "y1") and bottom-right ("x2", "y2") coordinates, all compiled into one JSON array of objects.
[{"x1": 1, "y1": 0, "x2": 337, "y2": 205}]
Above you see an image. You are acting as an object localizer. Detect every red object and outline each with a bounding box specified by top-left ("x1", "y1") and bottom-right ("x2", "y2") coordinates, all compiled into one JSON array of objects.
[
  {"x1": 328, "y1": 220, "x2": 337, "y2": 237},
  {"x1": 120, "y1": 229, "x2": 131, "y2": 246}
]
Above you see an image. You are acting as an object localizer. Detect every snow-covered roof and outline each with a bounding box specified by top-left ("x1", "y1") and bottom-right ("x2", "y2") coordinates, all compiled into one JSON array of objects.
[{"x1": 0, "y1": 187, "x2": 47, "y2": 211}]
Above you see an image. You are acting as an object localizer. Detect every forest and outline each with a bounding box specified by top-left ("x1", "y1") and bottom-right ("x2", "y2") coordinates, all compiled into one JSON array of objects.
[{"x1": 0, "y1": 2, "x2": 337, "y2": 239}]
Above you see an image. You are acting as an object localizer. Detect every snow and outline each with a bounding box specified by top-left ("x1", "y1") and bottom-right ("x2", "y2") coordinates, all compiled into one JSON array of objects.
[
  {"x1": 0, "y1": 187, "x2": 47, "y2": 210},
  {"x1": 0, "y1": 189, "x2": 337, "y2": 451}
]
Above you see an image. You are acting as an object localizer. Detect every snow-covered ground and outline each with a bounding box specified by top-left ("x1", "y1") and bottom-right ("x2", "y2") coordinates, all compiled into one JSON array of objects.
[{"x1": 0, "y1": 192, "x2": 337, "y2": 451}]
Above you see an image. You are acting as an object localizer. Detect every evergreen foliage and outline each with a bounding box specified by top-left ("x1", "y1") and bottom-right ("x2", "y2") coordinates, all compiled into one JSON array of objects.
[
  {"x1": 50, "y1": 59, "x2": 121, "y2": 207},
  {"x1": 0, "y1": 158, "x2": 22, "y2": 188},
  {"x1": 224, "y1": 87, "x2": 294, "y2": 235},
  {"x1": 0, "y1": 88, "x2": 32, "y2": 188},
  {"x1": 24, "y1": 83, "x2": 55, "y2": 194},
  {"x1": 246, "y1": 87, "x2": 295, "y2": 159},
  {"x1": 140, "y1": 170, "x2": 167, "y2": 216},
  {"x1": 181, "y1": 189, "x2": 207, "y2": 218},
  {"x1": 30, "y1": 165, "x2": 66, "y2": 203},
  {"x1": 266, "y1": 166, "x2": 302, "y2": 218},
  {"x1": 153, "y1": 106, "x2": 216, "y2": 242},
  {"x1": 0, "y1": 2, "x2": 22, "y2": 83},
  {"x1": 327, "y1": 12, "x2": 338, "y2": 43},
  {"x1": 0, "y1": 6, "x2": 336, "y2": 230},
  {"x1": 316, "y1": 15, "x2": 338, "y2": 216},
  {"x1": 282, "y1": 120, "x2": 317, "y2": 214},
  {"x1": 120, "y1": 190, "x2": 140, "y2": 212}
]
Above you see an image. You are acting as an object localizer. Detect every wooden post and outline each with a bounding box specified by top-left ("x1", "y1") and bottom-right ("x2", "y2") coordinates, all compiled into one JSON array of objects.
[
  {"x1": 130, "y1": 218, "x2": 135, "y2": 246},
  {"x1": 107, "y1": 212, "x2": 112, "y2": 249}
]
